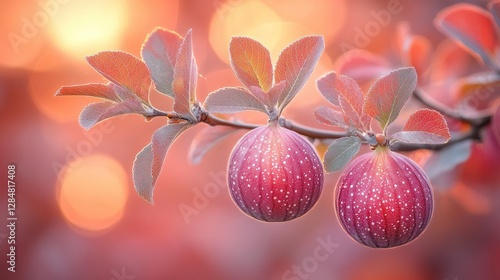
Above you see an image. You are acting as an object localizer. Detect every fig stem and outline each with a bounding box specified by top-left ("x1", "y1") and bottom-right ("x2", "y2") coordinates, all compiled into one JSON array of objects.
[{"x1": 412, "y1": 88, "x2": 491, "y2": 126}]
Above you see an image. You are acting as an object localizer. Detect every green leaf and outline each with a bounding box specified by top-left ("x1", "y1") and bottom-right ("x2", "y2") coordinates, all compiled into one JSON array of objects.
[{"x1": 323, "y1": 137, "x2": 361, "y2": 173}]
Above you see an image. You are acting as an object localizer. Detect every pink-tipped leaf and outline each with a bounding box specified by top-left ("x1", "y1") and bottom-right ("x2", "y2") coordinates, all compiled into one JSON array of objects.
[
  {"x1": 79, "y1": 99, "x2": 148, "y2": 130},
  {"x1": 435, "y1": 3, "x2": 498, "y2": 66},
  {"x1": 172, "y1": 30, "x2": 198, "y2": 119},
  {"x1": 392, "y1": 109, "x2": 451, "y2": 145},
  {"x1": 204, "y1": 87, "x2": 267, "y2": 113},
  {"x1": 56, "y1": 83, "x2": 121, "y2": 102},
  {"x1": 364, "y1": 67, "x2": 417, "y2": 131},
  {"x1": 133, "y1": 123, "x2": 191, "y2": 204},
  {"x1": 275, "y1": 35, "x2": 324, "y2": 110},
  {"x1": 86, "y1": 51, "x2": 151, "y2": 104},
  {"x1": 230, "y1": 37, "x2": 273, "y2": 93},
  {"x1": 141, "y1": 28, "x2": 183, "y2": 97},
  {"x1": 317, "y1": 72, "x2": 370, "y2": 130},
  {"x1": 314, "y1": 106, "x2": 348, "y2": 129}
]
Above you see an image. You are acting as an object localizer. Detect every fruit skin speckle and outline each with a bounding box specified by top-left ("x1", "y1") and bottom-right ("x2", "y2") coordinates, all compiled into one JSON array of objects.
[
  {"x1": 228, "y1": 122, "x2": 324, "y2": 222},
  {"x1": 335, "y1": 147, "x2": 433, "y2": 248}
]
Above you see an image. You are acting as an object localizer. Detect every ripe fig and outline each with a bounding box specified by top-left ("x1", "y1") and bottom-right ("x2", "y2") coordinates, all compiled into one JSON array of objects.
[
  {"x1": 335, "y1": 147, "x2": 433, "y2": 248},
  {"x1": 228, "y1": 122, "x2": 324, "y2": 222}
]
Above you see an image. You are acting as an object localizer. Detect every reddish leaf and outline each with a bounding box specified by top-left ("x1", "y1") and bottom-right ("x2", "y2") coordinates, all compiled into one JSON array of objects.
[
  {"x1": 397, "y1": 22, "x2": 431, "y2": 77},
  {"x1": 317, "y1": 72, "x2": 370, "y2": 130},
  {"x1": 108, "y1": 83, "x2": 134, "y2": 101},
  {"x1": 406, "y1": 35, "x2": 431, "y2": 76},
  {"x1": 275, "y1": 35, "x2": 324, "y2": 110},
  {"x1": 204, "y1": 87, "x2": 267, "y2": 113},
  {"x1": 314, "y1": 106, "x2": 348, "y2": 129},
  {"x1": 316, "y1": 72, "x2": 341, "y2": 106},
  {"x1": 133, "y1": 124, "x2": 191, "y2": 204},
  {"x1": 267, "y1": 81, "x2": 286, "y2": 109},
  {"x1": 334, "y1": 49, "x2": 392, "y2": 85},
  {"x1": 188, "y1": 125, "x2": 239, "y2": 164},
  {"x1": 141, "y1": 28, "x2": 183, "y2": 97},
  {"x1": 338, "y1": 95, "x2": 371, "y2": 131},
  {"x1": 86, "y1": 51, "x2": 151, "y2": 104},
  {"x1": 428, "y1": 39, "x2": 472, "y2": 83},
  {"x1": 247, "y1": 81, "x2": 286, "y2": 109},
  {"x1": 172, "y1": 30, "x2": 198, "y2": 119},
  {"x1": 323, "y1": 137, "x2": 361, "y2": 173},
  {"x1": 364, "y1": 67, "x2": 418, "y2": 131},
  {"x1": 247, "y1": 86, "x2": 271, "y2": 108},
  {"x1": 392, "y1": 109, "x2": 451, "y2": 145},
  {"x1": 79, "y1": 99, "x2": 148, "y2": 130},
  {"x1": 230, "y1": 37, "x2": 273, "y2": 92},
  {"x1": 56, "y1": 83, "x2": 121, "y2": 102},
  {"x1": 435, "y1": 4, "x2": 498, "y2": 66}
]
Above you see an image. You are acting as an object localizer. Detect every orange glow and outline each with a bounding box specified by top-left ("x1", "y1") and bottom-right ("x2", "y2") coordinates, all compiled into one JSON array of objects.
[
  {"x1": 0, "y1": 2, "x2": 45, "y2": 68},
  {"x1": 284, "y1": 55, "x2": 334, "y2": 111},
  {"x1": 56, "y1": 154, "x2": 129, "y2": 233},
  {"x1": 264, "y1": 0, "x2": 347, "y2": 43},
  {"x1": 48, "y1": 0, "x2": 129, "y2": 60},
  {"x1": 29, "y1": 62, "x2": 92, "y2": 123},
  {"x1": 209, "y1": 1, "x2": 303, "y2": 63},
  {"x1": 209, "y1": 0, "x2": 346, "y2": 65}
]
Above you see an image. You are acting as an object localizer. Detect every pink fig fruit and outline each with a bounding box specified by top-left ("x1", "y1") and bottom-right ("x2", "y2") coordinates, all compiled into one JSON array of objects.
[
  {"x1": 228, "y1": 122, "x2": 324, "y2": 222},
  {"x1": 335, "y1": 147, "x2": 433, "y2": 248}
]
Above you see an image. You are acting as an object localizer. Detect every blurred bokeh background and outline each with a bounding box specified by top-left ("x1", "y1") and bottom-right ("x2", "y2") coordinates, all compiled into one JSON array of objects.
[{"x1": 1, "y1": 0, "x2": 499, "y2": 279}]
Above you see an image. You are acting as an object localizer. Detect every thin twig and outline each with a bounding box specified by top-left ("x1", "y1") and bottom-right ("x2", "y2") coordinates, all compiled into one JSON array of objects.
[
  {"x1": 147, "y1": 90, "x2": 493, "y2": 152},
  {"x1": 412, "y1": 88, "x2": 491, "y2": 126},
  {"x1": 201, "y1": 113, "x2": 351, "y2": 139},
  {"x1": 390, "y1": 132, "x2": 475, "y2": 152},
  {"x1": 278, "y1": 118, "x2": 351, "y2": 139}
]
